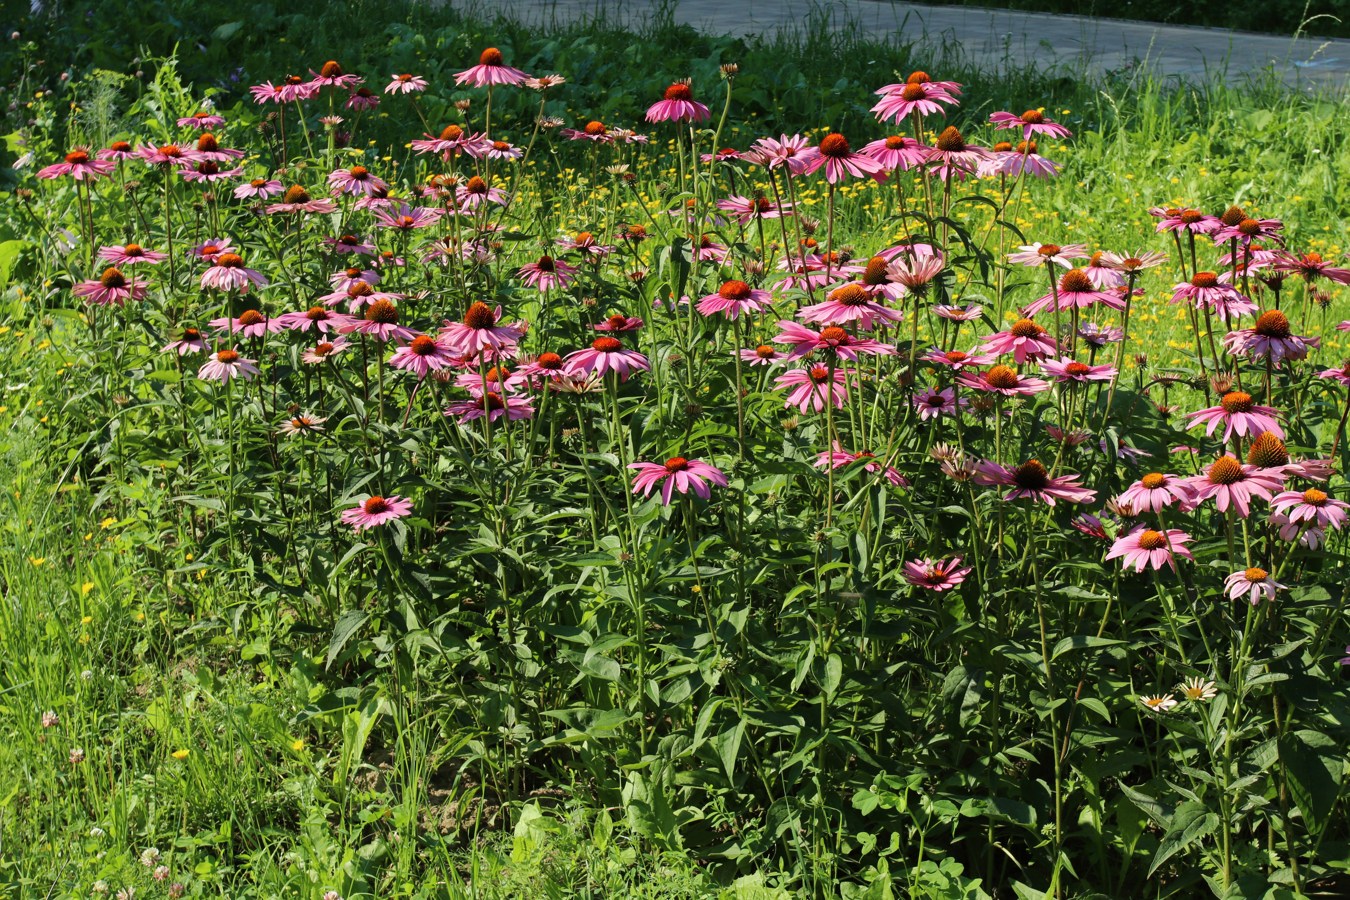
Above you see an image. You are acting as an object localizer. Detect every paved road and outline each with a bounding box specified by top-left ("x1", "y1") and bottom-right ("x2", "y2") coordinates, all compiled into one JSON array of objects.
[{"x1": 443, "y1": 0, "x2": 1350, "y2": 87}]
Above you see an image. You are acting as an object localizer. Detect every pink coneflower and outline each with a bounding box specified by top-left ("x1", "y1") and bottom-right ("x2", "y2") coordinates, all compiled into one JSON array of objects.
[
  {"x1": 1047, "y1": 425, "x2": 1092, "y2": 447},
  {"x1": 1080, "y1": 251, "x2": 1125, "y2": 289},
  {"x1": 233, "y1": 178, "x2": 283, "y2": 199},
  {"x1": 274, "y1": 306, "x2": 348, "y2": 334},
  {"x1": 302, "y1": 338, "x2": 350, "y2": 364},
  {"x1": 561, "y1": 120, "x2": 614, "y2": 143},
  {"x1": 483, "y1": 139, "x2": 523, "y2": 160},
  {"x1": 97, "y1": 140, "x2": 136, "y2": 162},
  {"x1": 177, "y1": 111, "x2": 226, "y2": 129},
  {"x1": 1105, "y1": 527, "x2": 1193, "y2": 572},
  {"x1": 440, "y1": 302, "x2": 526, "y2": 356},
  {"x1": 932, "y1": 303, "x2": 984, "y2": 323},
  {"x1": 1007, "y1": 242, "x2": 1087, "y2": 269},
  {"x1": 861, "y1": 134, "x2": 932, "y2": 171},
  {"x1": 1153, "y1": 207, "x2": 1219, "y2": 235},
  {"x1": 645, "y1": 80, "x2": 710, "y2": 123},
  {"x1": 385, "y1": 73, "x2": 428, "y2": 94},
  {"x1": 1222, "y1": 310, "x2": 1318, "y2": 364},
  {"x1": 913, "y1": 386, "x2": 964, "y2": 420},
  {"x1": 458, "y1": 176, "x2": 508, "y2": 211},
  {"x1": 555, "y1": 231, "x2": 614, "y2": 259},
  {"x1": 266, "y1": 185, "x2": 338, "y2": 215},
  {"x1": 328, "y1": 165, "x2": 388, "y2": 197},
  {"x1": 37, "y1": 148, "x2": 116, "y2": 180},
  {"x1": 324, "y1": 234, "x2": 377, "y2": 257},
  {"x1": 201, "y1": 253, "x2": 268, "y2": 293},
  {"x1": 444, "y1": 391, "x2": 534, "y2": 423},
  {"x1": 324, "y1": 281, "x2": 401, "y2": 313},
  {"x1": 525, "y1": 73, "x2": 566, "y2": 91},
  {"x1": 1272, "y1": 250, "x2": 1350, "y2": 284},
  {"x1": 851, "y1": 255, "x2": 907, "y2": 301},
  {"x1": 1270, "y1": 487, "x2": 1349, "y2": 531},
  {"x1": 308, "y1": 60, "x2": 363, "y2": 91},
  {"x1": 629, "y1": 457, "x2": 727, "y2": 504},
  {"x1": 1076, "y1": 322, "x2": 1125, "y2": 347},
  {"x1": 1186, "y1": 391, "x2": 1283, "y2": 442},
  {"x1": 1039, "y1": 357, "x2": 1117, "y2": 383},
  {"x1": 73, "y1": 268, "x2": 147, "y2": 306},
  {"x1": 799, "y1": 133, "x2": 886, "y2": 184},
  {"x1": 740, "y1": 344, "x2": 785, "y2": 366},
  {"x1": 1070, "y1": 513, "x2": 1110, "y2": 541},
  {"x1": 871, "y1": 79, "x2": 959, "y2": 122},
  {"x1": 98, "y1": 243, "x2": 166, "y2": 266},
  {"x1": 190, "y1": 238, "x2": 234, "y2": 262},
  {"x1": 957, "y1": 364, "x2": 1049, "y2": 397},
  {"x1": 989, "y1": 108, "x2": 1071, "y2": 139},
  {"x1": 902, "y1": 556, "x2": 972, "y2": 591},
  {"x1": 697, "y1": 280, "x2": 773, "y2": 320},
  {"x1": 197, "y1": 348, "x2": 259, "y2": 384},
  {"x1": 339, "y1": 299, "x2": 417, "y2": 343},
  {"x1": 371, "y1": 204, "x2": 443, "y2": 232},
  {"x1": 345, "y1": 87, "x2": 380, "y2": 111},
  {"x1": 593, "y1": 315, "x2": 644, "y2": 332},
  {"x1": 700, "y1": 147, "x2": 743, "y2": 163},
  {"x1": 456, "y1": 363, "x2": 528, "y2": 396},
  {"x1": 249, "y1": 78, "x2": 309, "y2": 104},
  {"x1": 980, "y1": 319, "x2": 1058, "y2": 363},
  {"x1": 990, "y1": 140, "x2": 1060, "y2": 179},
  {"x1": 208, "y1": 308, "x2": 279, "y2": 339},
  {"x1": 926, "y1": 126, "x2": 987, "y2": 180},
  {"x1": 411, "y1": 124, "x2": 492, "y2": 157},
  {"x1": 278, "y1": 413, "x2": 326, "y2": 436},
  {"x1": 563, "y1": 336, "x2": 650, "y2": 381},
  {"x1": 328, "y1": 267, "x2": 379, "y2": 292},
  {"x1": 1187, "y1": 456, "x2": 1285, "y2": 516},
  {"x1": 389, "y1": 334, "x2": 457, "y2": 379},
  {"x1": 1170, "y1": 271, "x2": 1256, "y2": 323},
  {"x1": 1213, "y1": 216, "x2": 1284, "y2": 247},
  {"x1": 184, "y1": 133, "x2": 244, "y2": 163},
  {"x1": 518, "y1": 255, "x2": 577, "y2": 291},
  {"x1": 974, "y1": 459, "x2": 1096, "y2": 506},
  {"x1": 716, "y1": 194, "x2": 793, "y2": 224},
  {"x1": 744, "y1": 133, "x2": 814, "y2": 174},
  {"x1": 814, "y1": 443, "x2": 907, "y2": 486},
  {"x1": 688, "y1": 234, "x2": 729, "y2": 264},
  {"x1": 182, "y1": 160, "x2": 243, "y2": 183},
  {"x1": 162, "y1": 326, "x2": 208, "y2": 356},
  {"x1": 774, "y1": 321, "x2": 895, "y2": 361},
  {"x1": 1024, "y1": 268, "x2": 1124, "y2": 315},
  {"x1": 1099, "y1": 249, "x2": 1168, "y2": 274},
  {"x1": 1224, "y1": 566, "x2": 1285, "y2": 605},
  {"x1": 776, "y1": 364, "x2": 850, "y2": 413},
  {"x1": 798, "y1": 283, "x2": 903, "y2": 329},
  {"x1": 1117, "y1": 472, "x2": 1196, "y2": 513},
  {"x1": 136, "y1": 142, "x2": 192, "y2": 168},
  {"x1": 456, "y1": 47, "x2": 530, "y2": 88},
  {"x1": 341, "y1": 495, "x2": 413, "y2": 532},
  {"x1": 1318, "y1": 362, "x2": 1350, "y2": 386},
  {"x1": 923, "y1": 348, "x2": 996, "y2": 370},
  {"x1": 876, "y1": 70, "x2": 964, "y2": 97}
]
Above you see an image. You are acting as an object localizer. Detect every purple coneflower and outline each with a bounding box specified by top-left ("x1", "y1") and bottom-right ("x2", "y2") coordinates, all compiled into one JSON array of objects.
[
  {"x1": 518, "y1": 255, "x2": 577, "y2": 291},
  {"x1": 38, "y1": 148, "x2": 116, "y2": 180},
  {"x1": 201, "y1": 253, "x2": 268, "y2": 293},
  {"x1": 799, "y1": 283, "x2": 902, "y2": 329},
  {"x1": 73, "y1": 268, "x2": 147, "y2": 306},
  {"x1": 629, "y1": 457, "x2": 727, "y2": 504},
  {"x1": 902, "y1": 557, "x2": 971, "y2": 591},
  {"x1": 1224, "y1": 567, "x2": 1285, "y2": 605},
  {"x1": 385, "y1": 73, "x2": 428, "y2": 94},
  {"x1": 1039, "y1": 357, "x2": 1117, "y2": 383},
  {"x1": 1105, "y1": 527, "x2": 1194, "y2": 572},
  {"x1": 1186, "y1": 456, "x2": 1285, "y2": 517},
  {"x1": 973, "y1": 459, "x2": 1096, "y2": 506},
  {"x1": 776, "y1": 365, "x2": 850, "y2": 413},
  {"x1": 980, "y1": 318, "x2": 1058, "y2": 363},
  {"x1": 564, "y1": 336, "x2": 650, "y2": 381},
  {"x1": 799, "y1": 133, "x2": 887, "y2": 183},
  {"x1": 341, "y1": 495, "x2": 413, "y2": 532},
  {"x1": 197, "y1": 348, "x2": 259, "y2": 384},
  {"x1": 814, "y1": 443, "x2": 907, "y2": 486},
  {"x1": 1185, "y1": 391, "x2": 1283, "y2": 442},
  {"x1": 208, "y1": 309, "x2": 279, "y2": 339},
  {"x1": 162, "y1": 327, "x2": 208, "y2": 356},
  {"x1": 913, "y1": 387, "x2": 964, "y2": 420},
  {"x1": 645, "y1": 81, "x2": 710, "y2": 123},
  {"x1": 957, "y1": 364, "x2": 1049, "y2": 397},
  {"x1": 98, "y1": 243, "x2": 166, "y2": 266},
  {"x1": 444, "y1": 391, "x2": 534, "y2": 423},
  {"x1": 456, "y1": 47, "x2": 530, "y2": 88},
  {"x1": 989, "y1": 108, "x2": 1071, "y2": 139},
  {"x1": 1116, "y1": 472, "x2": 1196, "y2": 513},
  {"x1": 1222, "y1": 310, "x2": 1318, "y2": 364},
  {"x1": 390, "y1": 334, "x2": 458, "y2": 379}
]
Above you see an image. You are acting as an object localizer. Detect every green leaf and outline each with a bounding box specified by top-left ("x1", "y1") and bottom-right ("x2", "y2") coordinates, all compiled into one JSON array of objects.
[
  {"x1": 1148, "y1": 800, "x2": 1218, "y2": 876},
  {"x1": 821, "y1": 653, "x2": 843, "y2": 699},
  {"x1": 1279, "y1": 729, "x2": 1342, "y2": 833},
  {"x1": 1051, "y1": 635, "x2": 1125, "y2": 659},
  {"x1": 326, "y1": 609, "x2": 369, "y2": 669}
]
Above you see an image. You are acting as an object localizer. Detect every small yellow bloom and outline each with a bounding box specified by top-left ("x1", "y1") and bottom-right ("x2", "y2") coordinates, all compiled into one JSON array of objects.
[
  {"x1": 81, "y1": 615, "x2": 93, "y2": 625},
  {"x1": 100, "y1": 517, "x2": 117, "y2": 529},
  {"x1": 82, "y1": 582, "x2": 95, "y2": 596},
  {"x1": 136, "y1": 612, "x2": 145, "y2": 621},
  {"x1": 171, "y1": 749, "x2": 190, "y2": 760},
  {"x1": 28, "y1": 556, "x2": 45, "y2": 566},
  {"x1": 291, "y1": 738, "x2": 305, "y2": 751}
]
